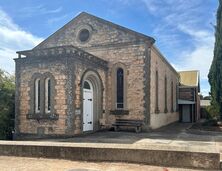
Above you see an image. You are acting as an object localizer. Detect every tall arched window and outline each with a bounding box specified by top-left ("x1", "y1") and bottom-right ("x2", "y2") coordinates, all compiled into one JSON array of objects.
[
  {"x1": 30, "y1": 73, "x2": 55, "y2": 117},
  {"x1": 155, "y1": 70, "x2": 159, "y2": 113},
  {"x1": 116, "y1": 68, "x2": 124, "y2": 109},
  {"x1": 176, "y1": 82, "x2": 179, "y2": 112},
  {"x1": 45, "y1": 78, "x2": 51, "y2": 113},
  {"x1": 171, "y1": 81, "x2": 174, "y2": 112},
  {"x1": 164, "y1": 76, "x2": 168, "y2": 113},
  {"x1": 35, "y1": 78, "x2": 41, "y2": 113}
]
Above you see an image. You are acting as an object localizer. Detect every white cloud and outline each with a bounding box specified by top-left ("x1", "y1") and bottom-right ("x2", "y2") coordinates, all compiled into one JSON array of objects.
[
  {"x1": 18, "y1": 5, "x2": 63, "y2": 18},
  {"x1": 47, "y1": 14, "x2": 69, "y2": 25},
  {"x1": 201, "y1": 88, "x2": 211, "y2": 97},
  {"x1": 141, "y1": 0, "x2": 159, "y2": 13},
  {"x1": 172, "y1": 20, "x2": 215, "y2": 96},
  {"x1": 176, "y1": 44, "x2": 214, "y2": 79},
  {"x1": 140, "y1": 0, "x2": 215, "y2": 96},
  {"x1": 174, "y1": 24, "x2": 214, "y2": 79},
  {"x1": 141, "y1": 0, "x2": 202, "y2": 16},
  {"x1": 0, "y1": 9, "x2": 43, "y2": 73},
  {"x1": 0, "y1": 48, "x2": 17, "y2": 73},
  {"x1": 0, "y1": 9, "x2": 18, "y2": 30}
]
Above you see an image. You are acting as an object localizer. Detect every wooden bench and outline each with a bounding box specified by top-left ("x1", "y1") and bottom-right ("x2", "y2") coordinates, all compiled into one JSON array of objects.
[{"x1": 112, "y1": 119, "x2": 143, "y2": 133}]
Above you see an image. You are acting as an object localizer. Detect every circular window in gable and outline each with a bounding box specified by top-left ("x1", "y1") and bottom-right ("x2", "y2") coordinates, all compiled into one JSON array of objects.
[{"x1": 78, "y1": 29, "x2": 90, "y2": 42}]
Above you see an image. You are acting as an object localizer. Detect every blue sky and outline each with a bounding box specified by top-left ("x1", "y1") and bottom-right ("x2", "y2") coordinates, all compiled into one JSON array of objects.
[{"x1": 0, "y1": 0, "x2": 219, "y2": 96}]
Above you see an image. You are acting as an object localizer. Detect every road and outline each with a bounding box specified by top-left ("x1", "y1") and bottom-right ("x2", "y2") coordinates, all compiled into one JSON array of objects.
[{"x1": 0, "y1": 156, "x2": 205, "y2": 171}]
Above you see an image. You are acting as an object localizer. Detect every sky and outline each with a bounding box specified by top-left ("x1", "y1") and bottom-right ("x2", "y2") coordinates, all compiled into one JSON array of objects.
[{"x1": 0, "y1": 0, "x2": 219, "y2": 96}]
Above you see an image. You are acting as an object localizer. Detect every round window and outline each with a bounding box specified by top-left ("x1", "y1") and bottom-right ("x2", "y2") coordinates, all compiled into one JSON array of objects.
[{"x1": 78, "y1": 29, "x2": 90, "y2": 42}]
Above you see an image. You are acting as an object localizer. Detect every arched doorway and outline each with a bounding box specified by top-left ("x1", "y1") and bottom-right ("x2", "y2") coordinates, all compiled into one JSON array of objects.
[
  {"x1": 81, "y1": 70, "x2": 103, "y2": 132},
  {"x1": 83, "y1": 80, "x2": 93, "y2": 131}
]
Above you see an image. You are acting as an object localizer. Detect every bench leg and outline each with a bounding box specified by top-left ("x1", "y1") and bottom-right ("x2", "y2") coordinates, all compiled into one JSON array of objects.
[
  {"x1": 135, "y1": 126, "x2": 141, "y2": 133},
  {"x1": 114, "y1": 126, "x2": 119, "y2": 132}
]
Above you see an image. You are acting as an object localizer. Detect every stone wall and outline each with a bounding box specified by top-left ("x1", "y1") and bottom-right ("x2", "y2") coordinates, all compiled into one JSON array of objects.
[
  {"x1": 35, "y1": 13, "x2": 153, "y2": 50},
  {"x1": 32, "y1": 12, "x2": 151, "y2": 127},
  {"x1": 15, "y1": 12, "x2": 181, "y2": 136},
  {"x1": 86, "y1": 44, "x2": 147, "y2": 125},
  {"x1": 17, "y1": 59, "x2": 68, "y2": 136},
  {"x1": 149, "y1": 46, "x2": 179, "y2": 129},
  {"x1": 15, "y1": 49, "x2": 107, "y2": 137},
  {"x1": 73, "y1": 63, "x2": 106, "y2": 134},
  {"x1": 0, "y1": 141, "x2": 220, "y2": 170}
]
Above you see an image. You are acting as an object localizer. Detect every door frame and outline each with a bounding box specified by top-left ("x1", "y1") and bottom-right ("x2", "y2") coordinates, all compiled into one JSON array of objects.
[
  {"x1": 182, "y1": 104, "x2": 191, "y2": 123},
  {"x1": 83, "y1": 80, "x2": 93, "y2": 132},
  {"x1": 80, "y1": 69, "x2": 104, "y2": 133}
]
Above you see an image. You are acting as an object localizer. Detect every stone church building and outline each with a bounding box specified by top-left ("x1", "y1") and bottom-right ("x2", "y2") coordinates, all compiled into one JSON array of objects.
[{"x1": 14, "y1": 12, "x2": 180, "y2": 138}]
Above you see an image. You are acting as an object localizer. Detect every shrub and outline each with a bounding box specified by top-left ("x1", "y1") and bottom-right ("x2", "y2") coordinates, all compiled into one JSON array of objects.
[
  {"x1": 0, "y1": 69, "x2": 15, "y2": 139},
  {"x1": 202, "y1": 105, "x2": 219, "y2": 120}
]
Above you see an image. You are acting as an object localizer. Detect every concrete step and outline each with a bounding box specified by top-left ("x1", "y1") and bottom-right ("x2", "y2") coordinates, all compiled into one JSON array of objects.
[{"x1": 0, "y1": 140, "x2": 220, "y2": 170}]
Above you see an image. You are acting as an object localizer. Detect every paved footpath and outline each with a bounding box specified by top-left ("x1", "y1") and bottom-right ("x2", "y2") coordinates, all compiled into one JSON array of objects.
[
  {"x1": 1, "y1": 123, "x2": 221, "y2": 170},
  {"x1": 42, "y1": 123, "x2": 222, "y2": 157},
  {"x1": 0, "y1": 156, "x2": 206, "y2": 171}
]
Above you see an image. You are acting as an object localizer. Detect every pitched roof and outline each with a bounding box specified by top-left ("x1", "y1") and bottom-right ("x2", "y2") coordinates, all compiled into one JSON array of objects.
[
  {"x1": 80, "y1": 12, "x2": 155, "y2": 43},
  {"x1": 178, "y1": 70, "x2": 200, "y2": 87},
  {"x1": 34, "y1": 12, "x2": 155, "y2": 50}
]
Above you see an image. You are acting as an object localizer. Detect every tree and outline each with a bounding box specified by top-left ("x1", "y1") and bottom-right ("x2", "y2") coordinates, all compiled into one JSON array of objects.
[
  {"x1": 208, "y1": 0, "x2": 222, "y2": 120},
  {"x1": 0, "y1": 69, "x2": 15, "y2": 139},
  {"x1": 199, "y1": 94, "x2": 204, "y2": 100},
  {"x1": 203, "y1": 96, "x2": 211, "y2": 100}
]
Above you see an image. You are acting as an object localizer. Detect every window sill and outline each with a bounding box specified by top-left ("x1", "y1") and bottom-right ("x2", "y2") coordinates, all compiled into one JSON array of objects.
[
  {"x1": 26, "y1": 113, "x2": 59, "y2": 120},
  {"x1": 155, "y1": 109, "x2": 160, "y2": 114},
  {"x1": 110, "y1": 110, "x2": 129, "y2": 115}
]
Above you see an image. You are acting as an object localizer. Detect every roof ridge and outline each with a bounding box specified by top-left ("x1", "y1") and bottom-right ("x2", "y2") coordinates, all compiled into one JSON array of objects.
[
  {"x1": 80, "y1": 12, "x2": 155, "y2": 43},
  {"x1": 33, "y1": 11, "x2": 155, "y2": 49}
]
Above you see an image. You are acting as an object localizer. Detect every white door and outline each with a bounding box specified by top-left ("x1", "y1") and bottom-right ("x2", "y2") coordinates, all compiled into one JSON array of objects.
[{"x1": 83, "y1": 81, "x2": 93, "y2": 132}]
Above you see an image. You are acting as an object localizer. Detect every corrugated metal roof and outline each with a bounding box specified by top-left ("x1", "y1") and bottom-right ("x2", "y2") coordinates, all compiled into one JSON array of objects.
[{"x1": 178, "y1": 70, "x2": 199, "y2": 87}]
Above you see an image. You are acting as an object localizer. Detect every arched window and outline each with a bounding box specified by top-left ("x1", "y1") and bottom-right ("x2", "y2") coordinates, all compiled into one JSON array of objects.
[
  {"x1": 176, "y1": 82, "x2": 179, "y2": 112},
  {"x1": 155, "y1": 70, "x2": 159, "y2": 113},
  {"x1": 30, "y1": 73, "x2": 55, "y2": 116},
  {"x1": 171, "y1": 81, "x2": 174, "y2": 112},
  {"x1": 164, "y1": 76, "x2": 168, "y2": 113},
  {"x1": 45, "y1": 78, "x2": 51, "y2": 113},
  {"x1": 35, "y1": 78, "x2": 40, "y2": 113},
  {"x1": 116, "y1": 68, "x2": 124, "y2": 109},
  {"x1": 84, "y1": 81, "x2": 91, "y2": 90}
]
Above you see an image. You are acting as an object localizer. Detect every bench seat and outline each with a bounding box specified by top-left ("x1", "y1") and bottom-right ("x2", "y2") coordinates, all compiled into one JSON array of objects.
[{"x1": 112, "y1": 119, "x2": 143, "y2": 133}]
